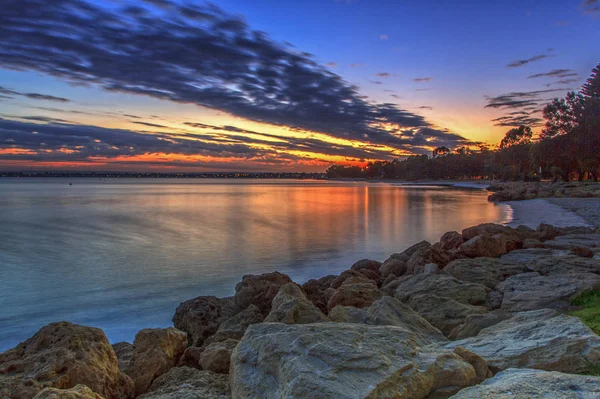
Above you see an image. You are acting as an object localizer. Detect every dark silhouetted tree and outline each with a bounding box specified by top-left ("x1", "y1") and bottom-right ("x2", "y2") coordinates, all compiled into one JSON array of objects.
[
  {"x1": 432, "y1": 146, "x2": 450, "y2": 157},
  {"x1": 541, "y1": 92, "x2": 585, "y2": 139},
  {"x1": 499, "y1": 126, "x2": 533, "y2": 149}
]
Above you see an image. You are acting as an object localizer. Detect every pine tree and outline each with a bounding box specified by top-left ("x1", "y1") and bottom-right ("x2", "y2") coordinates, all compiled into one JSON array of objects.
[{"x1": 581, "y1": 62, "x2": 600, "y2": 100}]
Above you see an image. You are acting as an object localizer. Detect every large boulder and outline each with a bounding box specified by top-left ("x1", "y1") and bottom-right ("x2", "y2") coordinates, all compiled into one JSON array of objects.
[
  {"x1": 449, "y1": 368, "x2": 600, "y2": 399},
  {"x1": 378, "y1": 258, "x2": 407, "y2": 278},
  {"x1": 444, "y1": 309, "x2": 600, "y2": 373},
  {"x1": 458, "y1": 234, "x2": 507, "y2": 258},
  {"x1": 127, "y1": 328, "x2": 188, "y2": 396},
  {"x1": 137, "y1": 367, "x2": 230, "y2": 399},
  {"x1": 394, "y1": 274, "x2": 490, "y2": 307},
  {"x1": 330, "y1": 269, "x2": 376, "y2": 289},
  {"x1": 527, "y1": 254, "x2": 600, "y2": 275},
  {"x1": 172, "y1": 296, "x2": 236, "y2": 346},
  {"x1": 230, "y1": 323, "x2": 489, "y2": 399},
  {"x1": 462, "y1": 223, "x2": 520, "y2": 243},
  {"x1": 33, "y1": 385, "x2": 105, "y2": 399},
  {"x1": 555, "y1": 233, "x2": 600, "y2": 248},
  {"x1": 496, "y1": 271, "x2": 600, "y2": 312},
  {"x1": 405, "y1": 246, "x2": 451, "y2": 274},
  {"x1": 199, "y1": 339, "x2": 239, "y2": 374},
  {"x1": 0, "y1": 322, "x2": 133, "y2": 399},
  {"x1": 301, "y1": 275, "x2": 336, "y2": 313},
  {"x1": 537, "y1": 223, "x2": 559, "y2": 241},
  {"x1": 327, "y1": 282, "x2": 382, "y2": 311},
  {"x1": 442, "y1": 258, "x2": 527, "y2": 288},
  {"x1": 328, "y1": 306, "x2": 367, "y2": 323},
  {"x1": 448, "y1": 310, "x2": 513, "y2": 340},
  {"x1": 112, "y1": 342, "x2": 133, "y2": 373},
  {"x1": 406, "y1": 294, "x2": 488, "y2": 336},
  {"x1": 350, "y1": 259, "x2": 382, "y2": 273},
  {"x1": 202, "y1": 305, "x2": 263, "y2": 347},
  {"x1": 439, "y1": 231, "x2": 465, "y2": 250},
  {"x1": 234, "y1": 272, "x2": 293, "y2": 315},
  {"x1": 264, "y1": 283, "x2": 328, "y2": 324},
  {"x1": 394, "y1": 240, "x2": 432, "y2": 259},
  {"x1": 364, "y1": 297, "x2": 447, "y2": 345}
]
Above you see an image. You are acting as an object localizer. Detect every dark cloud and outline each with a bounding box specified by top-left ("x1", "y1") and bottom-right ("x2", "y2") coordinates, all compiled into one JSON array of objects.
[
  {"x1": 390, "y1": 94, "x2": 401, "y2": 99},
  {"x1": 0, "y1": 0, "x2": 469, "y2": 153},
  {"x1": 0, "y1": 86, "x2": 69, "y2": 102},
  {"x1": 375, "y1": 72, "x2": 391, "y2": 77},
  {"x1": 544, "y1": 78, "x2": 580, "y2": 87},
  {"x1": 506, "y1": 53, "x2": 554, "y2": 68},
  {"x1": 581, "y1": 0, "x2": 600, "y2": 15},
  {"x1": 369, "y1": 80, "x2": 383, "y2": 85},
  {"x1": 416, "y1": 106, "x2": 432, "y2": 110},
  {"x1": 132, "y1": 121, "x2": 170, "y2": 128},
  {"x1": 485, "y1": 88, "x2": 572, "y2": 127},
  {"x1": 527, "y1": 69, "x2": 578, "y2": 79},
  {"x1": 413, "y1": 77, "x2": 433, "y2": 83}
]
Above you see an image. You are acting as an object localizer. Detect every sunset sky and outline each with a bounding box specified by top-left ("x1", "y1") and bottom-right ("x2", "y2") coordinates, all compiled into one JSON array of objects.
[{"x1": 0, "y1": 0, "x2": 599, "y2": 172}]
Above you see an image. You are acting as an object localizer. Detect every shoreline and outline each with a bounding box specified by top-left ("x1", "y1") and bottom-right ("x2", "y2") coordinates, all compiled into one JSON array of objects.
[{"x1": 504, "y1": 199, "x2": 593, "y2": 229}]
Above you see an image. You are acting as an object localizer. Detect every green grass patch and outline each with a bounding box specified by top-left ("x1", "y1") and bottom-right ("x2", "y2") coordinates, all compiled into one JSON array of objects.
[{"x1": 569, "y1": 290, "x2": 600, "y2": 335}]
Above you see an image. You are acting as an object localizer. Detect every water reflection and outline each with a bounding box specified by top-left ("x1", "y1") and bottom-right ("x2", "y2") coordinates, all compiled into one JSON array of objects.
[{"x1": 0, "y1": 179, "x2": 508, "y2": 349}]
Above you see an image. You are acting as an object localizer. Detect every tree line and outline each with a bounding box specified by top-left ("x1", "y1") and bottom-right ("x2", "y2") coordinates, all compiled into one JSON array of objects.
[{"x1": 326, "y1": 63, "x2": 600, "y2": 182}]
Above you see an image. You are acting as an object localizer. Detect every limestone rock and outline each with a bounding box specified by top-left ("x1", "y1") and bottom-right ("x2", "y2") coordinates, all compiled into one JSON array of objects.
[
  {"x1": 199, "y1": 339, "x2": 239, "y2": 374},
  {"x1": 448, "y1": 310, "x2": 513, "y2": 340},
  {"x1": 439, "y1": 231, "x2": 465, "y2": 250},
  {"x1": 406, "y1": 294, "x2": 488, "y2": 336},
  {"x1": 202, "y1": 305, "x2": 263, "y2": 347},
  {"x1": 462, "y1": 223, "x2": 520, "y2": 243},
  {"x1": 127, "y1": 327, "x2": 188, "y2": 396},
  {"x1": 350, "y1": 259, "x2": 382, "y2": 273},
  {"x1": 137, "y1": 367, "x2": 230, "y2": 399},
  {"x1": 423, "y1": 263, "x2": 440, "y2": 274},
  {"x1": 33, "y1": 385, "x2": 105, "y2": 399},
  {"x1": 327, "y1": 282, "x2": 382, "y2": 311},
  {"x1": 265, "y1": 283, "x2": 328, "y2": 324},
  {"x1": 177, "y1": 347, "x2": 202, "y2": 369},
  {"x1": 496, "y1": 271, "x2": 600, "y2": 312},
  {"x1": 230, "y1": 323, "x2": 488, "y2": 399},
  {"x1": 396, "y1": 240, "x2": 432, "y2": 259},
  {"x1": 379, "y1": 258, "x2": 407, "y2": 278},
  {"x1": 301, "y1": 275, "x2": 335, "y2": 313},
  {"x1": 328, "y1": 305, "x2": 367, "y2": 323},
  {"x1": 112, "y1": 342, "x2": 133, "y2": 373},
  {"x1": 449, "y1": 368, "x2": 600, "y2": 399},
  {"x1": 523, "y1": 238, "x2": 545, "y2": 249},
  {"x1": 442, "y1": 258, "x2": 526, "y2": 288},
  {"x1": 458, "y1": 234, "x2": 507, "y2": 258},
  {"x1": 0, "y1": 322, "x2": 133, "y2": 399},
  {"x1": 444, "y1": 309, "x2": 600, "y2": 373},
  {"x1": 500, "y1": 248, "x2": 565, "y2": 263},
  {"x1": 330, "y1": 269, "x2": 375, "y2": 289},
  {"x1": 172, "y1": 296, "x2": 236, "y2": 347},
  {"x1": 537, "y1": 223, "x2": 559, "y2": 241},
  {"x1": 394, "y1": 274, "x2": 490, "y2": 306},
  {"x1": 405, "y1": 246, "x2": 451, "y2": 274},
  {"x1": 234, "y1": 272, "x2": 293, "y2": 315},
  {"x1": 555, "y1": 233, "x2": 600, "y2": 248},
  {"x1": 571, "y1": 246, "x2": 594, "y2": 258}
]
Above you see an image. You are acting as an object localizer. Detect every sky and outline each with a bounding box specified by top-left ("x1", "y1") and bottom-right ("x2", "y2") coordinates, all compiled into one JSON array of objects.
[{"x1": 0, "y1": 0, "x2": 598, "y2": 172}]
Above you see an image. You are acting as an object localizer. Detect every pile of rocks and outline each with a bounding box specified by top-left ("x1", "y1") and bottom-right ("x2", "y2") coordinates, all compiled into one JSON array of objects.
[
  {"x1": 488, "y1": 181, "x2": 600, "y2": 202},
  {"x1": 2, "y1": 222, "x2": 600, "y2": 398}
]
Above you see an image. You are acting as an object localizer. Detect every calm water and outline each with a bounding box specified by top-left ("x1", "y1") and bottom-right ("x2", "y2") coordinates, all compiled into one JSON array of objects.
[{"x1": 0, "y1": 178, "x2": 509, "y2": 350}]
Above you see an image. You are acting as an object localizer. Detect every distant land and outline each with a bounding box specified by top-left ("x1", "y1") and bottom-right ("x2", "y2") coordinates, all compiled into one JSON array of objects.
[{"x1": 0, "y1": 171, "x2": 327, "y2": 179}]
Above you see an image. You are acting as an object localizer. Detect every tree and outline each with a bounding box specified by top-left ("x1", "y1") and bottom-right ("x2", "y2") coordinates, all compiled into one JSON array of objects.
[
  {"x1": 499, "y1": 126, "x2": 533, "y2": 149},
  {"x1": 541, "y1": 92, "x2": 585, "y2": 139},
  {"x1": 432, "y1": 146, "x2": 450, "y2": 158},
  {"x1": 581, "y1": 62, "x2": 600, "y2": 100}
]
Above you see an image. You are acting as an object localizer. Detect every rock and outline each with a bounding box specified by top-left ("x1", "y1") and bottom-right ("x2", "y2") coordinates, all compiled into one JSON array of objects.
[
  {"x1": 173, "y1": 296, "x2": 236, "y2": 347},
  {"x1": 462, "y1": 223, "x2": 520, "y2": 243},
  {"x1": 405, "y1": 246, "x2": 451, "y2": 274},
  {"x1": 439, "y1": 231, "x2": 465, "y2": 250},
  {"x1": 397, "y1": 240, "x2": 432, "y2": 259},
  {"x1": 571, "y1": 246, "x2": 595, "y2": 258},
  {"x1": 555, "y1": 233, "x2": 600, "y2": 248},
  {"x1": 395, "y1": 274, "x2": 490, "y2": 306},
  {"x1": 528, "y1": 255, "x2": 600, "y2": 275},
  {"x1": 330, "y1": 269, "x2": 375, "y2": 289},
  {"x1": 449, "y1": 368, "x2": 600, "y2": 399},
  {"x1": 234, "y1": 272, "x2": 293, "y2": 315},
  {"x1": 137, "y1": 367, "x2": 230, "y2": 399},
  {"x1": 127, "y1": 327, "x2": 188, "y2": 396},
  {"x1": 350, "y1": 259, "x2": 382, "y2": 273},
  {"x1": 364, "y1": 297, "x2": 447, "y2": 345},
  {"x1": 485, "y1": 290, "x2": 503, "y2": 310},
  {"x1": 496, "y1": 271, "x2": 600, "y2": 312},
  {"x1": 458, "y1": 234, "x2": 507, "y2": 258},
  {"x1": 357, "y1": 268, "x2": 381, "y2": 282},
  {"x1": 301, "y1": 276, "x2": 335, "y2": 313},
  {"x1": 442, "y1": 258, "x2": 527, "y2": 288},
  {"x1": 537, "y1": 223, "x2": 559, "y2": 241},
  {"x1": 264, "y1": 283, "x2": 328, "y2": 324},
  {"x1": 423, "y1": 263, "x2": 439, "y2": 274},
  {"x1": 327, "y1": 282, "x2": 382, "y2": 311},
  {"x1": 202, "y1": 305, "x2": 263, "y2": 347},
  {"x1": 523, "y1": 238, "x2": 545, "y2": 249},
  {"x1": 379, "y1": 258, "x2": 407, "y2": 278},
  {"x1": 406, "y1": 294, "x2": 488, "y2": 336},
  {"x1": 199, "y1": 339, "x2": 239, "y2": 374},
  {"x1": 112, "y1": 342, "x2": 133, "y2": 373},
  {"x1": 444, "y1": 309, "x2": 600, "y2": 373},
  {"x1": 328, "y1": 305, "x2": 367, "y2": 323},
  {"x1": 177, "y1": 347, "x2": 203, "y2": 369},
  {"x1": 0, "y1": 322, "x2": 133, "y2": 399},
  {"x1": 500, "y1": 248, "x2": 564, "y2": 263},
  {"x1": 33, "y1": 385, "x2": 105, "y2": 399},
  {"x1": 448, "y1": 310, "x2": 513, "y2": 340},
  {"x1": 558, "y1": 226, "x2": 597, "y2": 235},
  {"x1": 230, "y1": 323, "x2": 488, "y2": 399}
]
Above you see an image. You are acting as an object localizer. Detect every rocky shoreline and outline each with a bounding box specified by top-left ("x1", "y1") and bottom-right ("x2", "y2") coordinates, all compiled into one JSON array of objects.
[
  {"x1": 2, "y1": 218, "x2": 600, "y2": 398},
  {"x1": 487, "y1": 181, "x2": 600, "y2": 202}
]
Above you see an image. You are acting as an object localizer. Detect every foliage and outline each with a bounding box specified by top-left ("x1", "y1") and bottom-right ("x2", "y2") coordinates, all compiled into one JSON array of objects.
[
  {"x1": 541, "y1": 92, "x2": 585, "y2": 139},
  {"x1": 499, "y1": 126, "x2": 533, "y2": 149},
  {"x1": 569, "y1": 290, "x2": 600, "y2": 335}
]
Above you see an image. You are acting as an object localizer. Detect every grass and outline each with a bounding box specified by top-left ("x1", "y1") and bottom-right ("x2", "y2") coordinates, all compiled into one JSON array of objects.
[
  {"x1": 582, "y1": 360, "x2": 600, "y2": 377},
  {"x1": 569, "y1": 290, "x2": 600, "y2": 335}
]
